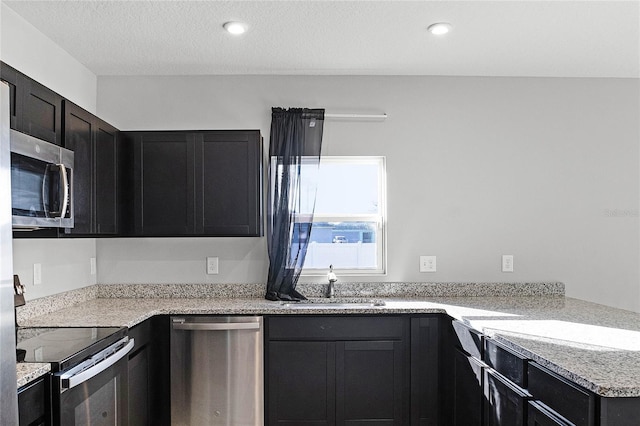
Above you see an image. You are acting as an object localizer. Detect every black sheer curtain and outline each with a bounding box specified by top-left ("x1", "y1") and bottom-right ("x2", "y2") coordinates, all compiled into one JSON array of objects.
[{"x1": 265, "y1": 108, "x2": 325, "y2": 301}]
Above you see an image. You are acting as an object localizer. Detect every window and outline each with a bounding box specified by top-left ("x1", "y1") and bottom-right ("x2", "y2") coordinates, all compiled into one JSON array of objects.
[{"x1": 298, "y1": 156, "x2": 386, "y2": 275}]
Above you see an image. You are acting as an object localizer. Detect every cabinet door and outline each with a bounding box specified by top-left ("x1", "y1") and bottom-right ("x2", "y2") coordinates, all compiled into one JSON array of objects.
[
  {"x1": 195, "y1": 131, "x2": 262, "y2": 236},
  {"x1": 484, "y1": 369, "x2": 529, "y2": 426},
  {"x1": 18, "y1": 377, "x2": 49, "y2": 426},
  {"x1": 0, "y1": 62, "x2": 23, "y2": 130},
  {"x1": 94, "y1": 120, "x2": 118, "y2": 234},
  {"x1": 268, "y1": 341, "x2": 336, "y2": 425},
  {"x1": 64, "y1": 101, "x2": 95, "y2": 234},
  {"x1": 336, "y1": 340, "x2": 405, "y2": 426},
  {"x1": 23, "y1": 76, "x2": 63, "y2": 145},
  {"x1": 411, "y1": 316, "x2": 439, "y2": 426},
  {"x1": 133, "y1": 132, "x2": 196, "y2": 235},
  {"x1": 528, "y1": 401, "x2": 574, "y2": 426},
  {"x1": 453, "y1": 347, "x2": 484, "y2": 426},
  {"x1": 128, "y1": 345, "x2": 150, "y2": 426}
]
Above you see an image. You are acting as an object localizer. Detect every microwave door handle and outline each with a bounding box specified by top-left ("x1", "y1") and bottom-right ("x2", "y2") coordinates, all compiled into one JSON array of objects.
[
  {"x1": 57, "y1": 164, "x2": 69, "y2": 218},
  {"x1": 41, "y1": 164, "x2": 51, "y2": 218}
]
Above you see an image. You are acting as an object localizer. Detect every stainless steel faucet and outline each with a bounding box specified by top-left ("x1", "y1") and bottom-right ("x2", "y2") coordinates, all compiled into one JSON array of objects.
[{"x1": 327, "y1": 265, "x2": 337, "y2": 298}]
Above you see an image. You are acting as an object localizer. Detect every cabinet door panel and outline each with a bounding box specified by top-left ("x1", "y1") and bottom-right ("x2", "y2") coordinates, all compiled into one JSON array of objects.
[
  {"x1": 268, "y1": 341, "x2": 336, "y2": 425},
  {"x1": 134, "y1": 133, "x2": 195, "y2": 235},
  {"x1": 336, "y1": 340, "x2": 404, "y2": 425},
  {"x1": 129, "y1": 345, "x2": 150, "y2": 426},
  {"x1": 453, "y1": 347, "x2": 484, "y2": 426},
  {"x1": 63, "y1": 103, "x2": 94, "y2": 234},
  {"x1": 95, "y1": 121, "x2": 118, "y2": 234},
  {"x1": 196, "y1": 131, "x2": 261, "y2": 236},
  {"x1": 528, "y1": 401, "x2": 574, "y2": 426},
  {"x1": 0, "y1": 62, "x2": 22, "y2": 130},
  {"x1": 484, "y1": 369, "x2": 529, "y2": 426},
  {"x1": 23, "y1": 78, "x2": 62, "y2": 145},
  {"x1": 411, "y1": 316, "x2": 439, "y2": 426}
]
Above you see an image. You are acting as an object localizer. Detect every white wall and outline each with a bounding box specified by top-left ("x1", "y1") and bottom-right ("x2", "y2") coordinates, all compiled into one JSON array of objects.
[
  {"x1": 0, "y1": 3, "x2": 97, "y2": 113},
  {"x1": 1, "y1": 3, "x2": 99, "y2": 300},
  {"x1": 97, "y1": 75, "x2": 640, "y2": 312}
]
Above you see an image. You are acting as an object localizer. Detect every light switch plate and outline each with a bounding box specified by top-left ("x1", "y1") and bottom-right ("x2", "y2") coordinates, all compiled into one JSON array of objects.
[
  {"x1": 90, "y1": 257, "x2": 97, "y2": 275},
  {"x1": 33, "y1": 263, "x2": 42, "y2": 285},
  {"x1": 420, "y1": 256, "x2": 437, "y2": 272},
  {"x1": 207, "y1": 257, "x2": 219, "y2": 275},
  {"x1": 502, "y1": 255, "x2": 514, "y2": 272}
]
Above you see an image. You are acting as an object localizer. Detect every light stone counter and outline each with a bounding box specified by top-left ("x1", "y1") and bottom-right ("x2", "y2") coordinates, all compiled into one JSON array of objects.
[
  {"x1": 17, "y1": 363, "x2": 50, "y2": 389},
  {"x1": 15, "y1": 282, "x2": 640, "y2": 398}
]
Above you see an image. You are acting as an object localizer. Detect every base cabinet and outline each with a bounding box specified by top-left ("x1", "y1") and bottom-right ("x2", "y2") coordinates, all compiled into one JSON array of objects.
[
  {"x1": 452, "y1": 347, "x2": 484, "y2": 426},
  {"x1": 18, "y1": 376, "x2": 50, "y2": 426},
  {"x1": 266, "y1": 316, "x2": 410, "y2": 426}
]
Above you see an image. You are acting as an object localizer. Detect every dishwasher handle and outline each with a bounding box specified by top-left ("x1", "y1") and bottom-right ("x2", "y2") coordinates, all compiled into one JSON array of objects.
[{"x1": 172, "y1": 320, "x2": 261, "y2": 331}]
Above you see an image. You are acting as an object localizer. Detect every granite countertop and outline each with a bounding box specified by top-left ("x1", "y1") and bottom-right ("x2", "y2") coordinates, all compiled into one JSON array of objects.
[{"x1": 15, "y1": 287, "x2": 640, "y2": 398}]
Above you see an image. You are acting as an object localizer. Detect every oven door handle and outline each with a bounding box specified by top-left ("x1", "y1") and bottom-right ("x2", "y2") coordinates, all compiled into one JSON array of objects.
[{"x1": 60, "y1": 338, "x2": 135, "y2": 390}]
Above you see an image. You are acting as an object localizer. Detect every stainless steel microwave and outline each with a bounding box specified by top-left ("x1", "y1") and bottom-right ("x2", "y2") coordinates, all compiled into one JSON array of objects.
[{"x1": 10, "y1": 129, "x2": 74, "y2": 229}]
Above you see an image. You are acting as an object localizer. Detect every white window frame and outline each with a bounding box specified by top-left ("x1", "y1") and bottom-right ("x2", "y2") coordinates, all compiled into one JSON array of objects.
[{"x1": 301, "y1": 156, "x2": 387, "y2": 276}]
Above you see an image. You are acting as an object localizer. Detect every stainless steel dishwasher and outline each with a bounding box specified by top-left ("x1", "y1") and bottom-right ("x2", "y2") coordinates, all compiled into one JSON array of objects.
[{"x1": 170, "y1": 316, "x2": 263, "y2": 426}]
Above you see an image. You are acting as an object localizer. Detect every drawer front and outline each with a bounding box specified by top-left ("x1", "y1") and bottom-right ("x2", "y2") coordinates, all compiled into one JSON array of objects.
[
  {"x1": 267, "y1": 315, "x2": 406, "y2": 340},
  {"x1": 452, "y1": 320, "x2": 483, "y2": 359},
  {"x1": 18, "y1": 377, "x2": 48, "y2": 426},
  {"x1": 528, "y1": 363, "x2": 595, "y2": 426},
  {"x1": 484, "y1": 338, "x2": 528, "y2": 387},
  {"x1": 484, "y1": 369, "x2": 530, "y2": 426},
  {"x1": 528, "y1": 401, "x2": 575, "y2": 426}
]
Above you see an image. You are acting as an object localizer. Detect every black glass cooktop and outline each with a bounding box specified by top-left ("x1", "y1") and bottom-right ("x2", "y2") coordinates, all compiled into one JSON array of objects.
[{"x1": 17, "y1": 327, "x2": 126, "y2": 371}]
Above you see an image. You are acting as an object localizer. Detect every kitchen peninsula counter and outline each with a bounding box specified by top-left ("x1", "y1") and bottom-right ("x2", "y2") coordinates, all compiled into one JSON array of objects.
[{"x1": 15, "y1": 283, "x2": 640, "y2": 399}]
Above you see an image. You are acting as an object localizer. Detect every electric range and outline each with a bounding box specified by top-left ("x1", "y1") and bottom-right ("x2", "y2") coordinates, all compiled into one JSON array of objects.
[
  {"x1": 17, "y1": 326, "x2": 133, "y2": 426},
  {"x1": 17, "y1": 326, "x2": 127, "y2": 372}
]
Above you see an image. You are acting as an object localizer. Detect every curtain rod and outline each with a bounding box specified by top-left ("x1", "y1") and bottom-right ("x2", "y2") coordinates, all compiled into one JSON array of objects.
[{"x1": 324, "y1": 113, "x2": 387, "y2": 121}]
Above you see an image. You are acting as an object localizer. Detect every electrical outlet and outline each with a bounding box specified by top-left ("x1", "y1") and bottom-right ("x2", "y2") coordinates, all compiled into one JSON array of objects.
[
  {"x1": 207, "y1": 257, "x2": 219, "y2": 275},
  {"x1": 33, "y1": 263, "x2": 42, "y2": 285},
  {"x1": 502, "y1": 255, "x2": 514, "y2": 272},
  {"x1": 419, "y1": 256, "x2": 437, "y2": 272},
  {"x1": 90, "y1": 257, "x2": 97, "y2": 275}
]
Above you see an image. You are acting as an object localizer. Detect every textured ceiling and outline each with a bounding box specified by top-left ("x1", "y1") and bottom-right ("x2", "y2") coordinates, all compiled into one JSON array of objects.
[{"x1": 4, "y1": 0, "x2": 639, "y2": 78}]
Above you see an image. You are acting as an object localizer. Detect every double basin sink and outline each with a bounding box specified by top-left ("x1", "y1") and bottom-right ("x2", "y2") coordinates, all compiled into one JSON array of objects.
[{"x1": 281, "y1": 298, "x2": 386, "y2": 309}]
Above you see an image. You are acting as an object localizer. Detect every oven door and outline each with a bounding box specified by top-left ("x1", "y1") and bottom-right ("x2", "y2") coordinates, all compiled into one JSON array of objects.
[{"x1": 53, "y1": 337, "x2": 134, "y2": 426}]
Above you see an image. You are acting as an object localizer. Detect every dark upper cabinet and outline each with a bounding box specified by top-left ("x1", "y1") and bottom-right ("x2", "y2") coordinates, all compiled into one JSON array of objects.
[
  {"x1": 124, "y1": 130, "x2": 262, "y2": 237},
  {"x1": 196, "y1": 131, "x2": 262, "y2": 236},
  {"x1": 63, "y1": 100, "x2": 119, "y2": 235},
  {"x1": 0, "y1": 62, "x2": 22, "y2": 130},
  {"x1": 1, "y1": 62, "x2": 63, "y2": 145}
]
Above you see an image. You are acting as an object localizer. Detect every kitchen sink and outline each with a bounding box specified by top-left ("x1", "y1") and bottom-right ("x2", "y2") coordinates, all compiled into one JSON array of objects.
[{"x1": 280, "y1": 299, "x2": 386, "y2": 309}]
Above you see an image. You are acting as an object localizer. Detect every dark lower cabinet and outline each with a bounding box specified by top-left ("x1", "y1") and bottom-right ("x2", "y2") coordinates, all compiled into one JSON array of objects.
[
  {"x1": 452, "y1": 347, "x2": 484, "y2": 426},
  {"x1": 528, "y1": 401, "x2": 573, "y2": 426},
  {"x1": 411, "y1": 316, "x2": 440, "y2": 426},
  {"x1": 266, "y1": 315, "x2": 410, "y2": 426},
  {"x1": 18, "y1": 376, "x2": 50, "y2": 426},
  {"x1": 484, "y1": 369, "x2": 530, "y2": 426},
  {"x1": 1, "y1": 62, "x2": 62, "y2": 145},
  {"x1": 528, "y1": 363, "x2": 595, "y2": 426},
  {"x1": 336, "y1": 340, "x2": 405, "y2": 425},
  {"x1": 124, "y1": 130, "x2": 263, "y2": 237},
  {"x1": 63, "y1": 101, "x2": 120, "y2": 235},
  {"x1": 128, "y1": 317, "x2": 170, "y2": 426},
  {"x1": 268, "y1": 341, "x2": 336, "y2": 425}
]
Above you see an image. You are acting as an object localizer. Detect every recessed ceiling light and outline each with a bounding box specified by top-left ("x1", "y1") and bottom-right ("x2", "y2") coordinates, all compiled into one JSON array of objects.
[
  {"x1": 223, "y1": 21, "x2": 248, "y2": 35},
  {"x1": 427, "y1": 22, "x2": 452, "y2": 36}
]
